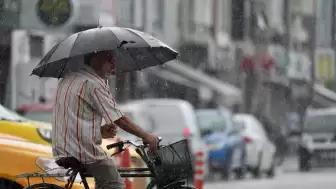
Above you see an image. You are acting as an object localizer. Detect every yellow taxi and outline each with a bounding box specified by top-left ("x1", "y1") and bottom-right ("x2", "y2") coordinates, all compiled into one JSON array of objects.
[
  {"x1": 0, "y1": 133, "x2": 95, "y2": 189},
  {"x1": 0, "y1": 104, "x2": 52, "y2": 145}
]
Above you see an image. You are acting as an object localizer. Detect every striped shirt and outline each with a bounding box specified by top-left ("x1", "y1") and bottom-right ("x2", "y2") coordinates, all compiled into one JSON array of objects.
[{"x1": 52, "y1": 66, "x2": 123, "y2": 164}]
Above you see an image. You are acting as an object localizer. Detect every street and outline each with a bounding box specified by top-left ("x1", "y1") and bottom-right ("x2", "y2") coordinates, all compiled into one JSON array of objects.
[{"x1": 205, "y1": 169, "x2": 336, "y2": 189}]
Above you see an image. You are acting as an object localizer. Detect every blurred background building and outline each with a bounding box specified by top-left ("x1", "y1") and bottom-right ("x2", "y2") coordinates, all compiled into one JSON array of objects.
[{"x1": 1, "y1": 0, "x2": 336, "y2": 130}]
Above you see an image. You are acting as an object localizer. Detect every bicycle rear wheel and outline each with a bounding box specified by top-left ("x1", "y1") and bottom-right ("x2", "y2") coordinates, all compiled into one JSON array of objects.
[{"x1": 24, "y1": 183, "x2": 66, "y2": 189}]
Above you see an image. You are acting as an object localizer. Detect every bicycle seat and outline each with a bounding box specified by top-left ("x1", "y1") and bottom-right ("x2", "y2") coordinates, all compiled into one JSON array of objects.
[{"x1": 55, "y1": 157, "x2": 83, "y2": 170}]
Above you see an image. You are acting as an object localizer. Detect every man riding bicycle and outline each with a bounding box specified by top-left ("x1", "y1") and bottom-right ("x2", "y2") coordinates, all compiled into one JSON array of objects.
[{"x1": 52, "y1": 50, "x2": 159, "y2": 189}]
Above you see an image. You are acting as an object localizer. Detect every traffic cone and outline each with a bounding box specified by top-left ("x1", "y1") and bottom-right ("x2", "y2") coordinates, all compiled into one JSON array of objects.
[
  {"x1": 112, "y1": 137, "x2": 121, "y2": 167},
  {"x1": 194, "y1": 151, "x2": 204, "y2": 189},
  {"x1": 121, "y1": 148, "x2": 132, "y2": 189}
]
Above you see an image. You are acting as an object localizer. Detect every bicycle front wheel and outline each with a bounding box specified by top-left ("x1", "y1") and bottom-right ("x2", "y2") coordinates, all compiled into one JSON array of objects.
[{"x1": 24, "y1": 183, "x2": 66, "y2": 189}]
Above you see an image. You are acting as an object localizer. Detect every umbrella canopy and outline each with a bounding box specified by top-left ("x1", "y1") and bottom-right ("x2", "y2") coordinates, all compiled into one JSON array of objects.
[{"x1": 31, "y1": 27, "x2": 178, "y2": 78}]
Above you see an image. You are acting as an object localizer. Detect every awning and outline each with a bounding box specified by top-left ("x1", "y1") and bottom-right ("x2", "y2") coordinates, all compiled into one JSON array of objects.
[
  {"x1": 147, "y1": 67, "x2": 199, "y2": 89},
  {"x1": 163, "y1": 61, "x2": 242, "y2": 105}
]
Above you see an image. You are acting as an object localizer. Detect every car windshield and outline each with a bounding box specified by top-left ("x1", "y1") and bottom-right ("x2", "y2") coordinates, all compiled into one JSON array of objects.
[
  {"x1": 0, "y1": 105, "x2": 26, "y2": 121},
  {"x1": 24, "y1": 111, "x2": 53, "y2": 123},
  {"x1": 304, "y1": 113, "x2": 336, "y2": 133},
  {"x1": 304, "y1": 114, "x2": 336, "y2": 133},
  {"x1": 146, "y1": 105, "x2": 189, "y2": 134},
  {"x1": 145, "y1": 104, "x2": 202, "y2": 147},
  {"x1": 196, "y1": 110, "x2": 232, "y2": 136}
]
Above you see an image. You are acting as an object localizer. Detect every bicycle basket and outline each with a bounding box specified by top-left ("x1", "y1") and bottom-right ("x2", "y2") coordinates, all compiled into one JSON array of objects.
[{"x1": 150, "y1": 139, "x2": 192, "y2": 187}]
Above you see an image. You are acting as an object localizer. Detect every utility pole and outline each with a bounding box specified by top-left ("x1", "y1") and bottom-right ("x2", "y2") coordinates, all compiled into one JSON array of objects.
[{"x1": 287, "y1": 0, "x2": 317, "y2": 135}]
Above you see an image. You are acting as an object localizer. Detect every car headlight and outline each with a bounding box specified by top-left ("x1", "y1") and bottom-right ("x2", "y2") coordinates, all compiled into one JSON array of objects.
[
  {"x1": 37, "y1": 127, "x2": 52, "y2": 143},
  {"x1": 36, "y1": 156, "x2": 82, "y2": 183}
]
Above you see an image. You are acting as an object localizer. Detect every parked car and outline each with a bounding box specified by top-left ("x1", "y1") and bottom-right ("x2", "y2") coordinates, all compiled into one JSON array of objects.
[
  {"x1": 0, "y1": 133, "x2": 95, "y2": 189},
  {"x1": 16, "y1": 104, "x2": 53, "y2": 123},
  {"x1": 293, "y1": 108, "x2": 336, "y2": 172},
  {"x1": 255, "y1": 113, "x2": 289, "y2": 166},
  {"x1": 0, "y1": 104, "x2": 52, "y2": 145},
  {"x1": 119, "y1": 99, "x2": 209, "y2": 179},
  {"x1": 233, "y1": 114, "x2": 277, "y2": 178},
  {"x1": 196, "y1": 109, "x2": 246, "y2": 180}
]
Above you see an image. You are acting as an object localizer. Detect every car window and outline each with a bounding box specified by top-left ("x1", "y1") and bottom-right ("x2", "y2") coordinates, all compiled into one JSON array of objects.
[
  {"x1": 249, "y1": 117, "x2": 267, "y2": 138},
  {"x1": 146, "y1": 105, "x2": 187, "y2": 134},
  {"x1": 234, "y1": 115, "x2": 266, "y2": 137},
  {"x1": 123, "y1": 110, "x2": 154, "y2": 132},
  {"x1": 304, "y1": 113, "x2": 336, "y2": 133},
  {"x1": 146, "y1": 104, "x2": 203, "y2": 144},
  {"x1": 23, "y1": 111, "x2": 52, "y2": 123},
  {"x1": 232, "y1": 119, "x2": 245, "y2": 132},
  {"x1": 196, "y1": 110, "x2": 232, "y2": 136}
]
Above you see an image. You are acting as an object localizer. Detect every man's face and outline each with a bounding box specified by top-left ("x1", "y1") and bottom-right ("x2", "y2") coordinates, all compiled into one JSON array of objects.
[{"x1": 98, "y1": 52, "x2": 116, "y2": 75}]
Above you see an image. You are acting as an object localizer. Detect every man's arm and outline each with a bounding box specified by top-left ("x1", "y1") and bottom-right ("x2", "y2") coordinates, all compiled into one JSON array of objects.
[
  {"x1": 90, "y1": 83, "x2": 123, "y2": 126},
  {"x1": 90, "y1": 82, "x2": 158, "y2": 151},
  {"x1": 114, "y1": 116, "x2": 149, "y2": 139},
  {"x1": 115, "y1": 116, "x2": 159, "y2": 151},
  {"x1": 90, "y1": 82, "x2": 148, "y2": 139}
]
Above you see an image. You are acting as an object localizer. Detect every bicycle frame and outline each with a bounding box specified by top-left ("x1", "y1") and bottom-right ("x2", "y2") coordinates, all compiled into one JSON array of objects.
[{"x1": 64, "y1": 143, "x2": 187, "y2": 189}]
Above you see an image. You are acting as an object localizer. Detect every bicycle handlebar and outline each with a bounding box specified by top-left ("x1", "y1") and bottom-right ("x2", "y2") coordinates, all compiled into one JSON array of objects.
[{"x1": 106, "y1": 137, "x2": 163, "y2": 150}]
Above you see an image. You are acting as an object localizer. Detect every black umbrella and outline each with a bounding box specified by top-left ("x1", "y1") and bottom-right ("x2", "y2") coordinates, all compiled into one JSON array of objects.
[{"x1": 31, "y1": 27, "x2": 178, "y2": 78}]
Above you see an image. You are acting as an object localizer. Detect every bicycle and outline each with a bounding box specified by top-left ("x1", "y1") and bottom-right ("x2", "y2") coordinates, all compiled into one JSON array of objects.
[{"x1": 17, "y1": 137, "x2": 196, "y2": 189}]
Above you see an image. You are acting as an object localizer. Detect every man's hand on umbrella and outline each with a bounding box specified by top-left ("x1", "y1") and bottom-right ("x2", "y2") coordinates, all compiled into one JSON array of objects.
[{"x1": 101, "y1": 123, "x2": 118, "y2": 139}]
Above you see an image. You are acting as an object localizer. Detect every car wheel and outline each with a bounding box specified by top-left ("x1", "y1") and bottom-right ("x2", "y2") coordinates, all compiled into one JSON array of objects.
[
  {"x1": 221, "y1": 155, "x2": 232, "y2": 181},
  {"x1": 266, "y1": 157, "x2": 276, "y2": 178},
  {"x1": 221, "y1": 164, "x2": 231, "y2": 181},
  {"x1": 24, "y1": 183, "x2": 65, "y2": 189},
  {"x1": 234, "y1": 149, "x2": 246, "y2": 180},
  {"x1": 234, "y1": 168, "x2": 246, "y2": 180},
  {"x1": 299, "y1": 147, "x2": 312, "y2": 172},
  {"x1": 299, "y1": 155, "x2": 312, "y2": 172},
  {"x1": 252, "y1": 152, "x2": 262, "y2": 179},
  {"x1": 0, "y1": 179, "x2": 23, "y2": 189}
]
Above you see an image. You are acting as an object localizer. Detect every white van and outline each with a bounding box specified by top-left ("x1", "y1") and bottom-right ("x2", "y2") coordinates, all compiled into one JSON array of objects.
[{"x1": 119, "y1": 98, "x2": 209, "y2": 178}]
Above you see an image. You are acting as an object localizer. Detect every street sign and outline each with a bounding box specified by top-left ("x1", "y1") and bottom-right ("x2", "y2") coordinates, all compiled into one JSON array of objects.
[
  {"x1": 287, "y1": 51, "x2": 312, "y2": 81},
  {"x1": 36, "y1": 0, "x2": 73, "y2": 28},
  {"x1": 268, "y1": 45, "x2": 288, "y2": 75},
  {"x1": 20, "y1": 0, "x2": 79, "y2": 32},
  {"x1": 315, "y1": 48, "x2": 335, "y2": 81}
]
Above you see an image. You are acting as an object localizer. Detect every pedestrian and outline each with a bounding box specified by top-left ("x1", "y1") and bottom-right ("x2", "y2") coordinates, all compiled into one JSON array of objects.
[
  {"x1": 240, "y1": 53, "x2": 275, "y2": 114},
  {"x1": 52, "y1": 50, "x2": 159, "y2": 189}
]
